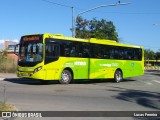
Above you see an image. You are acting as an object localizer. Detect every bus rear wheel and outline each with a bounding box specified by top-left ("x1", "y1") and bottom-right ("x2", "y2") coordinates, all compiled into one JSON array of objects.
[
  {"x1": 60, "y1": 70, "x2": 72, "y2": 84},
  {"x1": 114, "y1": 70, "x2": 123, "y2": 83}
]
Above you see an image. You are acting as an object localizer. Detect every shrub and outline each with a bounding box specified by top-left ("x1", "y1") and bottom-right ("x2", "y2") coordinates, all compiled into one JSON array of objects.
[{"x1": 0, "y1": 57, "x2": 17, "y2": 73}]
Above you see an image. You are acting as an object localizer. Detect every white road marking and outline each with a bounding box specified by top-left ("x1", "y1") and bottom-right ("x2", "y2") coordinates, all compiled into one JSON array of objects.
[
  {"x1": 145, "y1": 82, "x2": 153, "y2": 85},
  {"x1": 153, "y1": 80, "x2": 160, "y2": 84}
]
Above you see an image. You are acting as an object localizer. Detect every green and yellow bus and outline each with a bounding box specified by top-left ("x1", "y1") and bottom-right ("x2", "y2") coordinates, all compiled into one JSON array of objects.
[{"x1": 15, "y1": 33, "x2": 144, "y2": 84}]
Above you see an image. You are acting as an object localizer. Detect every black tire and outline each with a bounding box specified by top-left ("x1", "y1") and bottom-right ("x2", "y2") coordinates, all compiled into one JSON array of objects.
[
  {"x1": 114, "y1": 70, "x2": 123, "y2": 83},
  {"x1": 60, "y1": 70, "x2": 72, "y2": 84}
]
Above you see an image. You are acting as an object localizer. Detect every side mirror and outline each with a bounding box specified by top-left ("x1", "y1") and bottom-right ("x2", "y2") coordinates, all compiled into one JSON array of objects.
[{"x1": 14, "y1": 44, "x2": 19, "y2": 56}]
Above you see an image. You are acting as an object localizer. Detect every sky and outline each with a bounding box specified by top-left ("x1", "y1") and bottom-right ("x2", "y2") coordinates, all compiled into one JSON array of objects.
[{"x1": 0, "y1": 0, "x2": 160, "y2": 52}]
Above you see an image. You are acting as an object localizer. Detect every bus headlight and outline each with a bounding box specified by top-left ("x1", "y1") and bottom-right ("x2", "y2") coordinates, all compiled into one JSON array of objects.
[
  {"x1": 34, "y1": 66, "x2": 42, "y2": 73},
  {"x1": 17, "y1": 68, "x2": 22, "y2": 71}
]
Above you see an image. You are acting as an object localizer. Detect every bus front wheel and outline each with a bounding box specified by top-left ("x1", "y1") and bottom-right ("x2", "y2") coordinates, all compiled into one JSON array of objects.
[
  {"x1": 60, "y1": 70, "x2": 72, "y2": 84},
  {"x1": 114, "y1": 70, "x2": 123, "y2": 83}
]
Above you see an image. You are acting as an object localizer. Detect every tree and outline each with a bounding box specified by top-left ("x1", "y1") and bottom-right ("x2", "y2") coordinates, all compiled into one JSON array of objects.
[
  {"x1": 89, "y1": 18, "x2": 118, "y2": 41},
  {"x1": 0, "y1": 49, "x2": 8, "y2": 72},
  {"x1": 144, "y1": 49, "x2": 155, "y2": 60},
  {"x1": 155, "y1": 51, "x2": 160, "y2": 60},
  {"x1": 1, "y1": 49, "x2": 8, "y2": 57},
  {"x1": 75, "y1": 16, "x2": 90, "y2": 39},
  {"x1": 75, "y1": 16, "x2": 119, "y2": 42}
]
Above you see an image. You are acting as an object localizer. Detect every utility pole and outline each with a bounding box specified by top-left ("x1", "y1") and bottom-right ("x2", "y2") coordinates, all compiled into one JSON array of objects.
[{"x1": 72, "y1": 7, "x2": 75, "y2": 37}]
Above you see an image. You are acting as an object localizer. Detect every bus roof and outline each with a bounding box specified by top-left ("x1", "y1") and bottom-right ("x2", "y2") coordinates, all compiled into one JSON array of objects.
[
  {"x1": 24, "y1": 33, "x2": 143, "y2": 49},
  {"x1": 46, "y1": 33, "x2": 143, "y2": 48},
  {"x1": 89, "y1": 38, "x2": 143, "y2": 48}
]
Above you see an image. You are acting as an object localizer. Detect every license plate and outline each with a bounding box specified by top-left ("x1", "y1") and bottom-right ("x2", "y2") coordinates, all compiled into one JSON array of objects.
[{"x1": 21, "y1": 73, "x2": 28, "y2": 77}]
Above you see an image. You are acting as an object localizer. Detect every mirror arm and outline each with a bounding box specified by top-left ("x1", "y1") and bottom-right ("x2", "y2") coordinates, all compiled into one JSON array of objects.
[{"x1": 14, "y1": 44, "x2": 19, "y2": 56}]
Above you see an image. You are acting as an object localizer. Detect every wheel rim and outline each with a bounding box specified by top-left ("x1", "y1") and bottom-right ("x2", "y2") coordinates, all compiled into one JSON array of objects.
[
  {"x1": 115, "y1": 71, "x2": 122, "y2": 82},
  {"x1": 62, "y1": 71, "x2": 70, "y2": 83}
]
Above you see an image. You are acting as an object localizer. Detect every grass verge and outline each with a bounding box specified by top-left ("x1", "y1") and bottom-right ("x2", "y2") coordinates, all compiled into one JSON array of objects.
[{"x1": 0, "y1": 102, "x2": 16, "y2": 111}]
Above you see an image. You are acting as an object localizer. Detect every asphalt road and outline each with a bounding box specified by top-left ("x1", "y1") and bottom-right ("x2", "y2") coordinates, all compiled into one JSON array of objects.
[{"x1": 0, "y1": 71, "x2": 160, "y2": 120}]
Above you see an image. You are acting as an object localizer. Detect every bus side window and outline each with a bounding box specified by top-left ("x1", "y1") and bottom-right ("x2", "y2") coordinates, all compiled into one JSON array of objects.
[
  {"x1": 46, "y1": 44, "x2": 52, "y2": 56},
  {"x1": 82, "y1": 43, "x2": 89, "y2": 58},
  {"x1": 110, "y1": 49, "x2": 114, "y2": 59},
  {"x1": 70, "y1": 47, "x2": 76, "y2": 57},
  {"x1": 134, "y1": 48, "x2": 142, "y2": 60},
  {"x1": 46, "y1": 43, "x2": 59, "y2": 58}
]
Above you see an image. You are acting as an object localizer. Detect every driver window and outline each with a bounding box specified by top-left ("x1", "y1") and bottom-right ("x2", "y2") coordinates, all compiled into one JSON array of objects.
[{"x1": 46, "y1": 43, "x2": 59, "y2": 58}]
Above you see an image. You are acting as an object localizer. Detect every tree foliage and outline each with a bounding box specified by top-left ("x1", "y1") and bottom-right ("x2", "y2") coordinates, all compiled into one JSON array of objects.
[
  {"x1": 144, "y1": 49, "x2": 156, "y2": 60},
  {"x1": 155, "y1": 51, "x2": 160, "y2": 60},
  {"x1": 1, "y1": 49, "x2": 8, "y2": 58},
  {"x1": 75, "y1": 16, "x2": 119, "y2": 42},
  {"x1": 143, "y1": 49, "x2": 160, "y2": 61},
  {"x1": 75, "y1": 16, "x2": 90, "y2": 39}
]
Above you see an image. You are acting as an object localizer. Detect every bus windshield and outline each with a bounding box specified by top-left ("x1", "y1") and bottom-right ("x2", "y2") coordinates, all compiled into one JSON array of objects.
[{"x1": 19, "y1": 36, "x2": 43, "y2": 63}]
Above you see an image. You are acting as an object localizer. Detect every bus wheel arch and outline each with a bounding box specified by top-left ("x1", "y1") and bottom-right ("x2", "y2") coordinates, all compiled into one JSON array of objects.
[
  {"x1": 114, "y1": 68, "x2": 123, "y2": 83},
  {"x1": 60, "y1": 68, "x2": 73, "y2": 84}
]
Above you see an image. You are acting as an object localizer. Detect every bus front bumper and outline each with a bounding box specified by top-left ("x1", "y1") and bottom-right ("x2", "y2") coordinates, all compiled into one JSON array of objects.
[{"x1": 17, "y1": 66, "x2": 45, "y2": 80}]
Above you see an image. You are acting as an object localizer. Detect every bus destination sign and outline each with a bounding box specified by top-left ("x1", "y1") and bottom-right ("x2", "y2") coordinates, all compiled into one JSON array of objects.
[{"x1": 22, "y1": 36, "x2": 40, "y2": 41}]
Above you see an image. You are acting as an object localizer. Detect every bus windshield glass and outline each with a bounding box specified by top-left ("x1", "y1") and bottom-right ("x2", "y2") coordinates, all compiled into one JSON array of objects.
[{"x1": 19, "y1": 36, "x2": 43, "y2": 62}]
